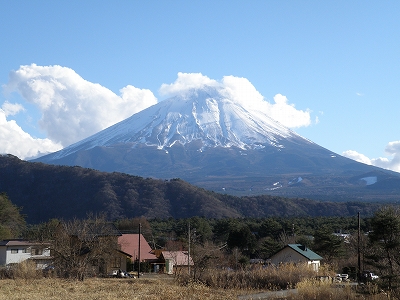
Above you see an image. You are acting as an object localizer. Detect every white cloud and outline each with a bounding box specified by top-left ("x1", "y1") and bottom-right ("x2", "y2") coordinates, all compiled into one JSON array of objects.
[
  {"x1": 268, "y1": 94, "x2": 311, "y2": 128},
  {"x1": 5, "y1": 64, "x2": 157, "y2": 147},
  {"x1": 1, "y1": 101, "x2": 25, "y2": 116},
  {"x1": 159, "y1": 72, "x2": 218, "y2": 96},
  {"x1": 342, "y1": 150, "x2": 372, "y2": 165},
  {"x1": 372, "y1": 141, "x2": 400, "y2": 172},
  {"x1": 343, "y1": 141, "x2": 400, "y2": 172},
  {"x1": 0, "y1": 109, "x2": 62, "y2": 159},
  {"x1": 220, "y1": 75, "x2": 265, "y2": 110},
  {"x1": 120, "y1": 85, "x2": 157, "y2": 113},
  {"x1": 160, "y1": 73, "x2": 312, "y2": 128}
]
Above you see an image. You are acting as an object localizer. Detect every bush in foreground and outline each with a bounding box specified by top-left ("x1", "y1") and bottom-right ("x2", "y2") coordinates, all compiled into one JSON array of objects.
[
  {"x1": 290, "y1": 278, "x2": 387, "y2": 300},
  {"x1": 179, "y1": 263, "x2": 323, "y2": 290}
]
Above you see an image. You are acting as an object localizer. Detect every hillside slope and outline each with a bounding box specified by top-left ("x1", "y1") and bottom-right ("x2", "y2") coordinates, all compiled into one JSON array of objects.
[{"x1": 0, "y1": 155, "x2": 382, "y2": 223}]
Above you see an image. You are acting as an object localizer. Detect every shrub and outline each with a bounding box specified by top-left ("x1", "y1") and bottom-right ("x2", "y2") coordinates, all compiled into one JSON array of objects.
[
  {"x1": 7, "y1": 260, "x2": 42, "y2": 280},
  {"x1": 179, "y1": 263, "x2": 319, "y2": 290},
  {"x1": 290, "y1": 278, "x2": 389, "y2": 300}
]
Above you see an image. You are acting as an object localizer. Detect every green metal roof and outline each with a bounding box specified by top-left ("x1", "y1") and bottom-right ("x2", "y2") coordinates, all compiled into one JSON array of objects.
[{"x1": 287, "y1": 244, "x2": 323, "y2": 260}]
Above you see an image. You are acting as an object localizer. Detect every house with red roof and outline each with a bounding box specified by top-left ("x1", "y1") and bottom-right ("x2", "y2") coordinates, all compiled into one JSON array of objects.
[{"x1": 118, "y1": 234, "x2": 157, "y2": 266}]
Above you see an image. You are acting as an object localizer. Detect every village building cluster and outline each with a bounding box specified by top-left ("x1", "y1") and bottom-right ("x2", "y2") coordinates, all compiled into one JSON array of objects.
[
  {"x1": 0, "y1": 229, "x2": 323, "y2": 278},
  {"x1": 0, "y1": 233, "x2": 200, "y2": 277}
]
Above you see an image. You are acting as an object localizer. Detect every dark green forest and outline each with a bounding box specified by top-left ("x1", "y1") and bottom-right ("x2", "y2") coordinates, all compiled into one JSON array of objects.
[
  {"x1": 0, "y1": 155, "x2": 386, "y2": 224},
  {"x1": 114, "y1": 214, "x2": 368, "y2": 261},
  {"x1": 0, "y1": 188, "x2": 366, "y2": 263}
]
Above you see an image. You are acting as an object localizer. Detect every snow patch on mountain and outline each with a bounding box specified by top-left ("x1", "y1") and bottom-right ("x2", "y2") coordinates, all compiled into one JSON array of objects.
[
  {"x1": 265, "y1": 182, "x2": 283, "y2": 191},
  {"x1": 289, "y1": 177, "x2": 303, "y2": 185},
  {"x1": 360, "y1": 176, "x2": 378, "y2": 185}
]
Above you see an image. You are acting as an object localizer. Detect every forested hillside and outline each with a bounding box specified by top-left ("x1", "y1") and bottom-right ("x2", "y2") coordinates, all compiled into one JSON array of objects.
[{"x1": 0, "y1": 154, "x2": 384, "y2": 224}]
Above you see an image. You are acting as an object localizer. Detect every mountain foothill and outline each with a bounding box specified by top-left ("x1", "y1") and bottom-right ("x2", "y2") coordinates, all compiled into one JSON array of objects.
[{"x1": 0, "y1": 154, "x2": 383, "y2": 224}]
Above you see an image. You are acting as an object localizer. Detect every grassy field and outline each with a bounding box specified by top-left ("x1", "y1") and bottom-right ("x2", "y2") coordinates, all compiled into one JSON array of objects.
[
  {"x1": 0, "y1": 276, "x2": 391, "y2": 300},
  {"x1": 0, "y1": 277, "x2": 240, "y2": 300},
  {"x1": 0, "y1": 262, "x2": 389, "y2": 300}
]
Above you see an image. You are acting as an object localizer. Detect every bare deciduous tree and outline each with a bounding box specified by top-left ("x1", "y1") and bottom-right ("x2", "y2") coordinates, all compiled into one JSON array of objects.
[{"x1": 51, "y1": 216, "x2": 120, "y2": 280}]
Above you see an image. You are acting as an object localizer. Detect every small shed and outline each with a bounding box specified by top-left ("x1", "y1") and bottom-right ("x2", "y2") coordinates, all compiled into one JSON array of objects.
[
  {"x1": 269, "y1": 244, "x2": 322, "y2": 271},
  {"x1": 161, "y1": 251, "x2": 194, "y2": 275}
]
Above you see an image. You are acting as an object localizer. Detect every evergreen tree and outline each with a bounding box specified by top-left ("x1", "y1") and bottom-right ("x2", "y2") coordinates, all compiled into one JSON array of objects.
[
  {"x1": 227, "y1": 224, "x2": 256, "y2": 255},
  {"x1": 0, "y1": 193, "x2": 25, "y2": 239},
  {"x1": 312, "y1": 225, "x2": 344, "y2": 262},
  {"x1": 367, "y1": 206, "x2": 400, "y2": 295}
]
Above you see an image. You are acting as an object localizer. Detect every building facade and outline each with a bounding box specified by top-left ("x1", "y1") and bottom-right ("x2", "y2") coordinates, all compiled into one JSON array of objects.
[{"x1": 0, "y1": 240, "x2": 52, "y2": 269}]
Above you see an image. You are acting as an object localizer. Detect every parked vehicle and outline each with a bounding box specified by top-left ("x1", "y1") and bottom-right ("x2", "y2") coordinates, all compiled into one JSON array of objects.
[
  {"x1": 340, "y1": 274, "x2": 349, "y2": 281},
  {"x1": 363, "y1": 271, "x2": 379, "y2": 280},
  {"x1": 334, "y1": 274, "x2": 349, "y2": 282},
  {"x1": 109, "y1": 269, "x2": 133, "y2": 278}
]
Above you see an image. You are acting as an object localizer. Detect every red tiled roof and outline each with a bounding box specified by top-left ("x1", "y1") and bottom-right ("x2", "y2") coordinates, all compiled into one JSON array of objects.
[{"x1": 118, "y1": 234, "x2": 157, "y2": 261}]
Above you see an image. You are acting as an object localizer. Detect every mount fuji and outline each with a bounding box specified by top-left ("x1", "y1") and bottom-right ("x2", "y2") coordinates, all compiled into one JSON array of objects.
[{"x1": 33, "y1": 86, "x2": 400, "y2": 201}]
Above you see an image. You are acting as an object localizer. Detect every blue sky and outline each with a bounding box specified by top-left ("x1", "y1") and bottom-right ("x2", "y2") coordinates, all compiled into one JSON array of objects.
[{"x1": 1, "y1": 1, "x2": 399, "y2": 172}]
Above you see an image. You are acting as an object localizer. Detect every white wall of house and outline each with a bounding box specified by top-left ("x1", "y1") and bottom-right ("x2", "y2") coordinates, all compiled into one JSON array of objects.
[
  {"x1": 0, "y1": 245, "x2": 51, "y2": 266},
  {"x1": 270, "y1": 247, "x2": 308, "y2": 265},
  {"x1": 308, "y1": 260, "x2": 320, "y2": 271},
  {"x1": 270, "y1": 247, "x2": 320, "y2": 271}
]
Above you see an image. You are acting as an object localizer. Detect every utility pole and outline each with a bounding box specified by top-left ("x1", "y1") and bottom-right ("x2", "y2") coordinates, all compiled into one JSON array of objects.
[
  {"x1": 188, "y1": 221, "x2": 191, "y2": 276},
  {"x1": 357, "y1": 212, "x2": 361, "y2": 284},
  {"x1": 188, "y1": 221, "x2": 190, "y2": 278},
  {"x1": 138, "y1": 223, "x2": 141, "y2": 278}
]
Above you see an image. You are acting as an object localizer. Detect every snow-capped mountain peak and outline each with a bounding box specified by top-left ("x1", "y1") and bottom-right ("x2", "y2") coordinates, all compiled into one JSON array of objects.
[
  {"x1": 32, "y1": 86, "x2": 400, "y2": 202},
  {"x1": 49, "y1": 86, "x2": 306, "y2": 159}
]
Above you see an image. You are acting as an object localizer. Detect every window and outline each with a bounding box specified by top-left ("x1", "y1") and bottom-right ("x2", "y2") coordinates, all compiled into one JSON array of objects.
[
  {"x1": 31, "y1": 248, "x2": 43, "y2": 256},
  {"x1": 111, "y1": 258, "x2": 121, "y2": 268},
  {"x1": 11, "y1": 249, "x2": 18, "y2": 254}
]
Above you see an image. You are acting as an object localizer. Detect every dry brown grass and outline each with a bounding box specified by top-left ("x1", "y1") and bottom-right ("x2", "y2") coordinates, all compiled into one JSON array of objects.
[
  {"x1": 186, "y1": 263, "x2": 321, "y2": 290},
  {"x1": 0, "y1": 277, "x2": 239, "y2": 300},
  {"x1": 287, "y1": 278, "x2": 389, "y2": 300},
  {"x1": 0, "y1": 264, "x2": 389, "y2": 300},
  {"x1": 0, "y1": 260, "x2": 40, "y2": 280}
]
